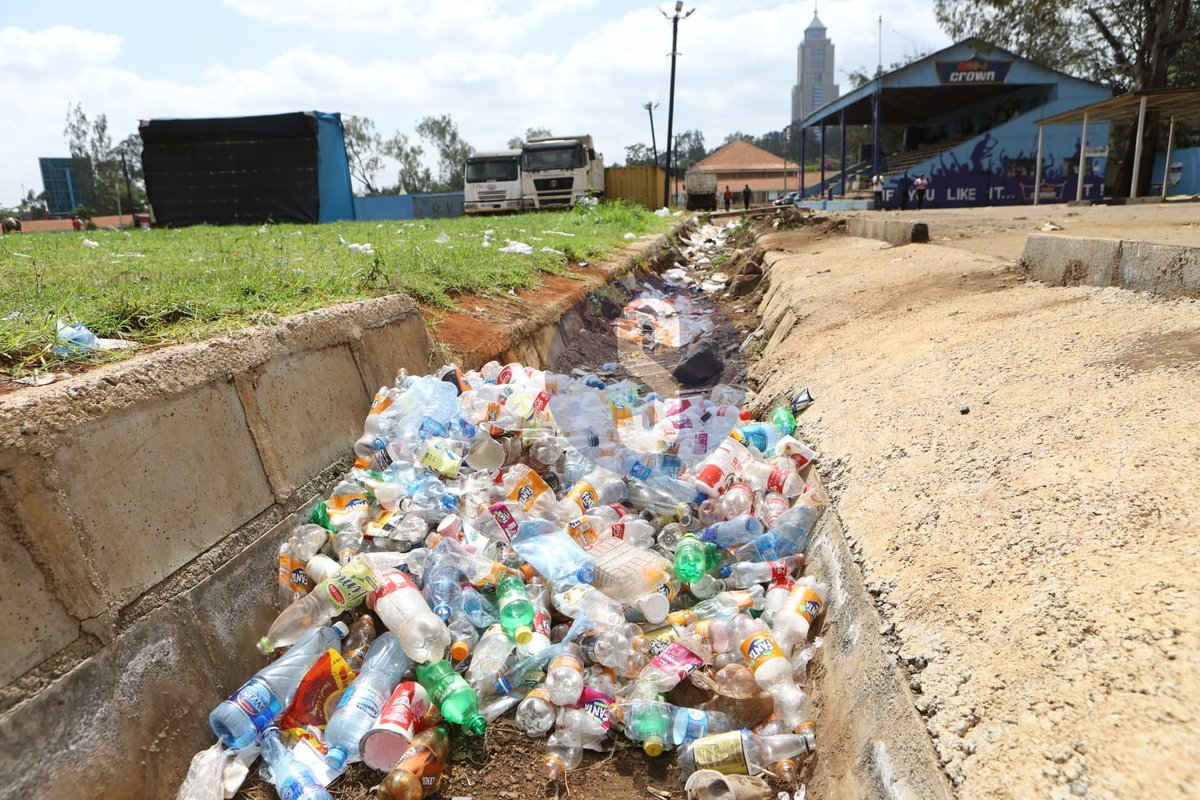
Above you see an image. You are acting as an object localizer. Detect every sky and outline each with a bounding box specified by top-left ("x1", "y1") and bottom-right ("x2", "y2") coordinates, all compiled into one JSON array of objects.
[{"x1": 0, "y1": 0, "x2": 951, "y2": 206}]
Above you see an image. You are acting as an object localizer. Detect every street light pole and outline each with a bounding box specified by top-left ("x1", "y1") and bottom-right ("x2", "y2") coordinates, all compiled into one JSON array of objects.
[
  {"x1": 662, "y1": 2, "x2": 693, "y2": 208},
  {"x1": 644, "y1": 102, "x2": 660, "y2": 168}
]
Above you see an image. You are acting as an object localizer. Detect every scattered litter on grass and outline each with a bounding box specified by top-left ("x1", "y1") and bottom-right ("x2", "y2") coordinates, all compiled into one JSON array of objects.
[
  {"x1": 499, "y1": 241, "x2": 534, "y2": 255},
  {"x1": 82, "y1": 238, "x2": 99, "y2": 248},
  {"x1": 436, "y1": 232, "x2": 453, "y2": 245}
]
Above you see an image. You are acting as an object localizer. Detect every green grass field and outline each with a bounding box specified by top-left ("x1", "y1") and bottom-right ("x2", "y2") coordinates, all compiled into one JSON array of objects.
[{"x1": 0, "y1": 203, "x2": 671, "y2": 376}]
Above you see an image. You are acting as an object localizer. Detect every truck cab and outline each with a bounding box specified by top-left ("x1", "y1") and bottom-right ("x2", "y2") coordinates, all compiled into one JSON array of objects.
[
  {"x1": 520, "y1": 135, "x2": 604, "y2": 210},
  {"x1": 464, "y1": 150, "x2": 523, "y2": 214}
]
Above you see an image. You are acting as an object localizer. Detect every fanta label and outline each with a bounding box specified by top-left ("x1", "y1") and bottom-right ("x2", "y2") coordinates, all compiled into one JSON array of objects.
[{"x1": 740, "y1": 632, "x2": 785, "y2": 671}]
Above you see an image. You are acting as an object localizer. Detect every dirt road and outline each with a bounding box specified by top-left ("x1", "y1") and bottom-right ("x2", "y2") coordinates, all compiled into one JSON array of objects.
[{"x1": 748, "y1": 221, "x2": 1200, "y2": 799}]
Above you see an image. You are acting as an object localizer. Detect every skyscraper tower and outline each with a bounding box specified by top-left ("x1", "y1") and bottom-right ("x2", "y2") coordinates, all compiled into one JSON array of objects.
[{"x1": 791, "y1": 10, "x2": 840, "y2": 124}]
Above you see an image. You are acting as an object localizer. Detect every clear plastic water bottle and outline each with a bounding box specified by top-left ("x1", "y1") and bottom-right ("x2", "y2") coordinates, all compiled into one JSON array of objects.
[
  {"x1": 421, "y1": 556, "x2": 462, "y2": 621},
  {"x1": 515, "y1": 683, "x2": 557, "y2": 737},
  {"x1": 259, "y1": 727, "x2": 332, "y2": 800},
  {"x1": 368, "y1": 569, "x2": 451, "y2": 664},
  {"x1": 466, "y1": 624, "x2": 516, "y2": 687},
  {"x1": 544, "y1": 642, "x2": 586, "y2": 705},
  {"x1": 209, "y1": 622, "x2": 348, "y2": 749},
  {"x1": 543, "y1": 727, "x2": 583, "y2": 780},
  {"x1": 325, "y1": 633, "x2": 413, "y2": 769}
]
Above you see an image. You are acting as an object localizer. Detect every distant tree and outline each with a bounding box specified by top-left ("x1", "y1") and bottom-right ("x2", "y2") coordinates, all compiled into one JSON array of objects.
[
  {"x1": 669, "y1": 130, "x2": 707, "y2": 177},
  {"x1": 507, "y1": 126, "x2": 553, "y2": 150},
  {"x1": 383, "y1": 133, "x2": 433, "y2": 194},
  {"x1": 415, "y1": 114, "x2": 474, "y2": 191},
  {"x1": 343, "y1": 115, "x2": 387, "y2": 195},
  {"x1": 624, "y1": 143, "x2": 658, "y2": 166},
  {"x1": 64, "y1": 103, "x2": 122, "y2": 215}
]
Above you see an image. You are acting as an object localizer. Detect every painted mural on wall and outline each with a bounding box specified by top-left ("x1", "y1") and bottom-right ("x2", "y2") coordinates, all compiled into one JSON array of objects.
[{"x1": 880, "y1": 132, "x2": 1106, "y2": 209}]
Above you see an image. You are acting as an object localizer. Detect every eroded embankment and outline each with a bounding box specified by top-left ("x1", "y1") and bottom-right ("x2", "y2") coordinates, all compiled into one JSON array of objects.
[{"x1": 748, "y1": 221, "x2": 1200, "y2": 800}]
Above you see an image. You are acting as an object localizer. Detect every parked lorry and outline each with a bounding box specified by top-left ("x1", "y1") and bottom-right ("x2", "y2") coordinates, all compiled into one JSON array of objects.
[
  {"x1": 520, "y1": 135, "x2": 604, "y2": 209},
  {"x1": 464, "y1": 150, "x2": 522, "y2": 214},
  {"x1": 684, "y1": 170, "x2": 717, "y2": 211}
]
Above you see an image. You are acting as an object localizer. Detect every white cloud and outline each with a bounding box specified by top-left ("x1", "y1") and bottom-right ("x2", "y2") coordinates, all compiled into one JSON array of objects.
[
  {"x1": 0, "y1": 25, "x2": 123, "y2": 71},
  {"x1": 222, "y1": 0, "x2": 415, "y2": 30}
]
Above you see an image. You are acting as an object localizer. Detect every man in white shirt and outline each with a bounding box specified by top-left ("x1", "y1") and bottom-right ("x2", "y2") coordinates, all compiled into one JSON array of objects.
[{"x1": 871, "y1": 175, "x2": 884, "y2": 211}]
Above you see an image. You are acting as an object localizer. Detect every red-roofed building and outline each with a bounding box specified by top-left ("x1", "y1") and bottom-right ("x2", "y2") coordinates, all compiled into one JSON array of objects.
[{"x1": 686, "y1": 140, "x2": 820, "y2": 204}]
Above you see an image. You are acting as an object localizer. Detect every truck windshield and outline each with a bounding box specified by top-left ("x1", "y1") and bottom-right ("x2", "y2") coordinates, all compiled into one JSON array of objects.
[
  {"x1": 522, "y1": 145, "x2": 584, "y2": 172},
  {"x1": 465, "y1": 158, "x2": 520, "y2": 183}
]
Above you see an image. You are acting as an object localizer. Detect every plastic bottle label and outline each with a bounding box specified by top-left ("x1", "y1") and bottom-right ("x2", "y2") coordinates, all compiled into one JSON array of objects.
[
  {"x1": 396, "y1": 741, "x2": 443, "y2": 789},
  {"x1": 549, "y1": 653, "x2": 584, "y2": 677},
  {"x1": 608, "y1": 522, "x2": 627, "y2": 540},
  {"x1": 526, "y1": 686, "x2": 552, "y2": 705},
  {"x1": 421, "y1": 440, "x2": 462, "y2": 478},
  {"x1": 369, "y1": 390, "x2": 394, "y2": 416},
  {"x1": 629, "y1": 460, "x2": 653, "y2": 480},
  {"x1": 639, "y1": 624, "x2": 681, "y2": 656},
  {"x1": 565, "y1": 481, "x2": 599, "y2": 513},
  {"x1": 649, "y1": 642, "x2": 703, "y2": 680},
  {"x1": 769, "y1": 560, "x2": 790, "y2": 581},
  {"x1": 577, "y1": 688, "x2": 614, "y2": 731},
  {"x1": 488, "y1": 503, "x2": 520, "y2": 541},
  {"x1": 337, "y1": 683, "x2": 387, "y2": 720},
  {"x1": 227, "y1": 678, "x2": 279, "y2": 734},
  {"x1": 740, "y1": 632, "x2": 786, "y2": 672},
  {"x1": 567, "y1": 517, "x2": 600, "y2": 548},
  {"x1": 369, "y1": 570, "x2": 417, "y2": 605},
  {"x1": 691, "y1": 730, "x2": 749, "y2": 775},
  {"x1": 323, "y1": 560, "x2": 378, "y2": 611},
  {"x1": 767, "y1": 466, "x2": 791, "y2": 494},
  {"x1": 508, "y1": 470, "x2": 551, "y2": 513},
  {"x1": 485, "y1": 402, "x2": 504, "y2": 436},
  {"x1": 278, "y1": 551, "x2": 308, "y2": 594},
  {"x1": 327, "y1": 491, "x2": 369, "y2": 514},
  {"x1": 533, "y1": 390, "x2": 551, "y2": 412},
  {"x1": 796, "y1": 587, "x2": 825, "y2": 624},
  {"x1": 430, "y1": 674, "x2": 466, "y2": 706}
]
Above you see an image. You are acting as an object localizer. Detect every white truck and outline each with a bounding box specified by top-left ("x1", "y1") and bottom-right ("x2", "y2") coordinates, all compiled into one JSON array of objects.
[
  {"x1": 519, "y1": 135, "x2": 604, "y2": 210},
  {"x1": 684, "y1": 169, "x2": 717, "y2": 211},
  {"x1": 463, "y1": 150, "x2": 523, "y2": 214}
]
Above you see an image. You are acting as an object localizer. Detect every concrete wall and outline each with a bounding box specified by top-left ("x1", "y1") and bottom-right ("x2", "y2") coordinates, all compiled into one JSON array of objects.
[
  {"x1": 0, "y1": 294, "x2": 434, "y2": 800},
  {"x1": 1020, "y1": 234, "x2": 1200, "y2": 299}
]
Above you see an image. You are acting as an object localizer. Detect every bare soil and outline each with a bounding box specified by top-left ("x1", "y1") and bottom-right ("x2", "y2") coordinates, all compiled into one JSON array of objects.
[{"x1": 747, "y1": 212, "x2": 1200, "y2": 800}]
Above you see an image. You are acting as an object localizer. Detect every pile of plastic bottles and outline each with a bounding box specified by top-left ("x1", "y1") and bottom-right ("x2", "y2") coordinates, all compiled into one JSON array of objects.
[{"x1": 201, "y1": 360, "x2": 828, "y2": 800}]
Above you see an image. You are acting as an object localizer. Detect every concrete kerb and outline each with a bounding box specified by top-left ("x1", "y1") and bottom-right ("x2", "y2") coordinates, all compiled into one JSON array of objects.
[
  {"x1": 844, "y1": 217, "x2": 930, "y2": 246},
  {"x1": 1020, "y1": 233, "x2": 1200, "y2": 299}
]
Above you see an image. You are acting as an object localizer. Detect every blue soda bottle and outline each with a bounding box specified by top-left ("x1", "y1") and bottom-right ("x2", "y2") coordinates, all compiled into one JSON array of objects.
[
  {"x1": 208, "y1": 622, "x2": 348, "y2": 750},
  {"x1": 260, "y1": 727, "x2": 332, "y2": 800}
]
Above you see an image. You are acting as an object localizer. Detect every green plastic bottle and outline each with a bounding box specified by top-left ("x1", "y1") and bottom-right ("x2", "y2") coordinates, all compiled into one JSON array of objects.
[
  {"x1": 770, "y1": 406, "x2": 797, "y2": 437},
  {"x1": 496, "y1": 573, "x2": 534, "y2": 645},
  {"x1": 416, "y1": 659, "x2": 487, "y2": 736},
  {"x1": 673, "y1": 533, "x2": 723, "y2": 584}
]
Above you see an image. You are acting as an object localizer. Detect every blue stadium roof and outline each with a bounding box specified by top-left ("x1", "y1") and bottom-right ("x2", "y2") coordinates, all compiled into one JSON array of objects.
[{"x1": 796, "y1": 39, "x2": 1110, "y2": 128}]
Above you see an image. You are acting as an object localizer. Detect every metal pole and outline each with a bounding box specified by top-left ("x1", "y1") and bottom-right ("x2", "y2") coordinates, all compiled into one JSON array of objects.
[
  {"x1": 1130, "y1": 95, "x2": 1148, "y2": 199},
  {"x1": 800, "y1": 128, "x2": 806, "y2": 195},
  {"x1": 1161, "y1": 115, "x2": 1176, "y2": 201},
  {"x1": 663, "y1": 9, "x2": 683, "y2": 208},
  {"x1": 1033, "y1": 126, "x2": 1044, "y2": 206},
  {"x1": 839, "y1": 108, "x2": 847, "y2": 198},
  {"x1": 1075, "y1": 112, "x2": 1089, "y2": 202},
  {"x1": 819, "y1": 120, "x2": 826, "y2": 197},
  {"x1": 644, "y1": 102, "x2": 659, "y2": 168},
  {"x1": 872, "y1": 80, "x2": 882, "y2": 177}
]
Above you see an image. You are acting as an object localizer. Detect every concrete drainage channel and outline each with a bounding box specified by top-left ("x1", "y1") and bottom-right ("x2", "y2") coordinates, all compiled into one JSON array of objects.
[{"x1": 0, "y1": 216, "x2": 951, "y2": 800}]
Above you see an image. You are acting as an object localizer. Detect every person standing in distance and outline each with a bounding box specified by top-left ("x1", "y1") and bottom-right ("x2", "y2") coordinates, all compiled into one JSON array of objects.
[
  {"x1": 913, "y1": 173, "x2": 929, "y2": 210},
  {"x1": 723, "y1": 185, "x2": 732, "y2": 213},
  {"x1": 742, "y1": 184, "x2": 752, "y2": 211},
  {"x1": 871, "y1": 174, "x2": 885, "y2": 211}
]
